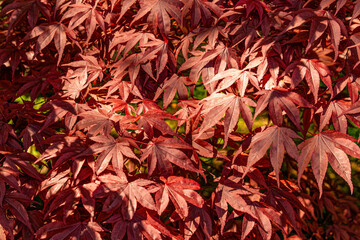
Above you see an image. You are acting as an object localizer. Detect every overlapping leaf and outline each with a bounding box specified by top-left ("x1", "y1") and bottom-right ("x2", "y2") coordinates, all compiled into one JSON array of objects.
[{"x1": 298, "y1": 131, "x2": 360, "y2": 196}]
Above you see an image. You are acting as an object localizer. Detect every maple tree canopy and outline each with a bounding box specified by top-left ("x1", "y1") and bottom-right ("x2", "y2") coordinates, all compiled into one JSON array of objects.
[{"x1": 0, "y1": 0, "x2": 360, "y2": 239}]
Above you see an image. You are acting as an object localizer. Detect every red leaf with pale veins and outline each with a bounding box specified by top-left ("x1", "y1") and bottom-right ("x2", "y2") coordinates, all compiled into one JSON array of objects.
[
  {"x1": 132, "y1": 0, "x2": 183, "y2": 35},
  {"x1": 98, "y1": 174, "x2": 156, "y2": 220},
  {"x1": 254, "y1": 89, "x2": 312, "y2": 130},
  {"x1": 181, "y1": 0, "x2": 222, "y2": 28},
  {"x1": 138, "y1": 109, "x2": 178, "y2": 138},
  {"x1": 140, "y1": 136, "x2": 201, "y2": 176},
  {"x1": 77, "y1": 107, "x2": 120, "y2": 136},
  {"x1": 24, "y1": 23, "x2": 68, "y2": 65},
  {"x1": 154, "y1": 74, "x2": 193, "y2": 108},
  {"x1": 61, "y1": 3, "x2": 105, "y2": 43},
  {"x1": 340, "y1": 101, "x2": 360, "y2": 128},
  {"x1": 245, "y1": 126, "x2": 301, "y2": 185},
  {"x1": 334, "y1": 74, "x2": 360, "y2": 104},
  {"x1": 298, "y1": 131, "x2": 360, "y2": 196},
  {"x1": 36, "y1": 221, "x2": 103, "y2": 240},
  {"x1": 318, "y1": 100, "x2": 349, "y2": 133},
  {"x1": 4, "y1": 197, "x2": 33, "y2": 233},
  {"x1": 139, "y1": 38, "x2": 177, "y2": 79},
  {"x1": 156, "y1": 176, "x2": 204, "y2": 218},
  {"x1": 197, "y1": 93, "x2": 255, "y2": 147},
  {"x1": 0, "y1": 0, "x2": 50, "y2": 31},
  {"x1": 87, "y1": 135, "x2": 139, "y2": 176},
  {"x1": 183, "y1": 204, "x2": 212, "y2": 240},
  {"x1": 215, "y1": 176, "x2": 276, "y2": 239},
  {"x1": 326, "y1": 12, "x2": 342, "y2": 61},
  {"x1": 208, "y1": 68, "x2": 259, "y2": 96},
  {"x1": 287, "y1": 59, "x2": 333, "y2": 102}
]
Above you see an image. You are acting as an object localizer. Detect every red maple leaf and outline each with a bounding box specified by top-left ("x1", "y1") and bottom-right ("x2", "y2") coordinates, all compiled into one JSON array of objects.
[
  {"x1": 298, "y1": 131, "x2": 360, "y2": 196},
  {"x1": 140, "y1": 136, "x2": 201, "y2": 176}
]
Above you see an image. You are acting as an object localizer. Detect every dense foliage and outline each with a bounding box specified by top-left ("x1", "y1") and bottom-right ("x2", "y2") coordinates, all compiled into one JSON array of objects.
[{"x1": 1, "y1": 0, "x2": 360, "y2": 239}]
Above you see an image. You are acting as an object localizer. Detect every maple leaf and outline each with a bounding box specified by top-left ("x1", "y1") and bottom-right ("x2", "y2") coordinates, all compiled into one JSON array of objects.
[
  {"x1": 321, "y1": 11, "x2": 346, "y2": 61},
  {"x1": 284, "y1": 59, "x2": 333, "y2": 102},
  {"x1": 106, "y1": 209, "x2": 183, "y2": 240},
  {"x1": 197, "y1": 93, "x2": 255, "y2": 147},
  {"x1": 86, "y1": 135, "x2": 139, "y2": 176},
  {"x1": 76, "y1": 106, "x2": 121, "y2": 136},
  {"x1": 61, "y1": 54, "x2": 104, "y2": 99},
  {"x1": 154, "y1": 74, "x2": 193, "y2": 108},
  {"x1": 334, "y1": 74, "x2": 360, "y2": 104},
  {"x1": 0, "y1": 166, "x2": 20, "y2": 192},
  {"x1": 191, "y1": 26, "x2": 227, "y2": 50},
  {"x1": 96, "y1": 174, "x2": 157, "y2": 220},
  {"x1": 182, "y1": 204, "x2": 212, "y2": 240},
  {"x1": 318, "y1": 99, "x2": 349, "y2": 133},
  {"x1": 0, "y1": 191, "x2": 34, "y2": 235},
  {"x1": 113, "y1": 0, "x2": 137, "y2": 19},
  {"x1": 138, "y1": 38, "x2": 177, "y2": 79},
  {"x1": 181, "y1": 0, "x2": 222, "y2": 29},
  {"x1": 39, "y1": 100, "x2": 77, "y2": 132},
  {"x1": 4, "y1": 153, "x2": 43, "y2": 181},
  {"x1": 63, "y1": 54, "x2": 104, "y2": 84},
  {"x1": 35, "y1": 135, "x2": 88, "y2": 171},
  {"x1": 254, "y1": 88, "x2": 312, "y2": 130},
  {"x1": 109, "y1": 30, "x2": 155, "y2": 58},
  {"x1": 235, "y1": 0, "x2": 270, "y2": 21},
  {"x1": 138, "y1": 109, "x2": 178, "y2": 138},
  {"x1": 298, "y1": 131, "x2": 360, "y2": 196},
  {"x1": 0, "y1": 0, "x2": 50, "y2": 33},
  {"x1": 36, "y1": 221, "x2": 104, "y2": 240},
  {"x1": 24, "y1": 22, "x2": 68, "y2": 65},
  {"x1": 140, "y1": 136, "x2": 202, "y2": 176},
  {"x1": 281, "y1": 9, "x2": 346, "y2": 61},
  {"x1": 132, "y1": 0, "x2": 183, "y2": 35},
  {"x1": 215, "y1": 176, "x2": 277, "y2": 240},
  {"x1": 60, "y1": 2, "x2": 105, "y2": 43},
  {"x1": 243, "y1": 126, "x2": 301, "y2": 186},
  {"x1": 0, "y1": 44, "x2": 22, "y2": 77},
  {"x1": 208, "y1": 67, "x2": 260, "y2": 96},
  {"x1": 179, "y1": 43, "x2": 239, "y2": 92},
  {"x1": 155, "y1": 176, "x2": 204, "y2": 218},
  {"x1": 339, "y1": 101, "x2": 360, "y2": 129}
]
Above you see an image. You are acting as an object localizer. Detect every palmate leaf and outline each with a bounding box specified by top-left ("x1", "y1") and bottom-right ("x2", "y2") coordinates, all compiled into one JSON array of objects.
[
  {"x1": 2, "y1": 0, "x2": 360, "y2": 238},
  {"x1": 140, "y1": 136, "x2": 202, "y2": 176},
  {"x1": 285, "y1": 59, "x2": 333, "y2": 102},
  {"x1": 154, "y1": 74, "x2": 193, "y2": 109},
  {"x1": 298, "y1": 131, "x2": 360, "y2": 196},
  {"x1": 60, "y1": 2, "x2": 105, "y2": 43},
  {"x1": 24, "y1": 22, "x2": 67, "y2": 65},
  {"x1": 215, "y1": 176, "x2": 279, "y2": 240},
  {"x1": 132, "y1": 0, "x2": 183, "y2": 35},
  {"x1": 97, "y1": 174, "x2": 157, "y2": 220},
  {"x1": 0, "y1": 0, "x2": 50, "y2": 32},
  {"x1": 207, "y1": 67, "x2": 259, "y2": 97},
  {"x1": 197, "y1": 92, "x2": 256, "y2": 147},
  {"x1": 36, "y1": 221, "x2": 103, "y2": 240},
  {"x1": 86, "y1": 135, "x2": 139, "y2": 176},
  {"x1": 254, "y1": 88, "x2": 312, "y2": 130},
  {"x1": 106, "y1": 209, "x2": 183, "y2": 240},
  {"x1": 318, "y1": 99, "x2": 349, "y2": 133},
  {"x1": 156, "y1": 176, "x2": 204, "y2": 218},
  {"x1": 244, "y1": 126, "x2": 301, "y2": 186},
  {"x1": 181, "y1": 0, "x2": 222, "y2": 29},
  {"x1": 182, "y1": 204, "x2": 212, "y2": 240}
]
